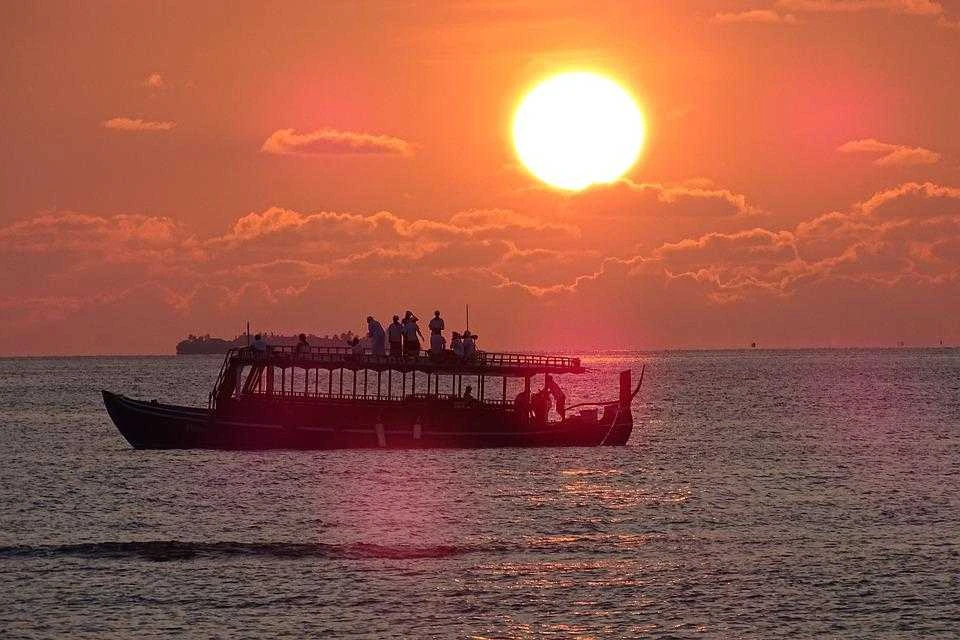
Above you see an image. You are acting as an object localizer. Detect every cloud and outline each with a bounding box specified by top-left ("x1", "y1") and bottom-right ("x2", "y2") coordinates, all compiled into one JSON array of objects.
[
  {"x1": 3, "y1": 180, "x2": 959, "y2": 353},
  {"x1": 260, "y1": 128, "x2": 415, "y2": 157},
  {"x1": 776, "y1": 0, "x2": 943, "y2": 15},
  {"x1": 141, "y1": 72, "x2": 168, "y2": 89},
  {"x1": 102, "y1": 117, "x2": 176, "y2": 132},
  {"x1": 0, "y1": 212, "x2": 180, "y2": 254},
  {"x1": 712, "y1": 9, "x2": 800, "y2": 24},
  {"x1": 857, "y1": 181, "x2": 960, "y2": 218},
  {"x1": 837, "y1": 138, "x2": 942, "y2": 166},
  {"x1": 559, "y1": 179, "x2": 760, "y2": 222}
]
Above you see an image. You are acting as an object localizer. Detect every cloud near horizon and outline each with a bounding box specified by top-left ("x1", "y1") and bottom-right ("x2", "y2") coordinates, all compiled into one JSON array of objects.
[
  {"x1": 837, "y1": 138, "x2": 942, "y2": 166},
  {"x1": 1, "y1": 180, "x2": 958, "y2": 354},
  {"x1": 712, "y1": 10, "x2": 800, "y2": 24},
  {"x1": 776, "y1": 0, "x2": 943, "y2": 15},
  {"x1": 102, "y1": 117, "x2": 176, "y2": 132},
  {"x1": 261, "y1": 128, "x2": 415, "y2": 157}
]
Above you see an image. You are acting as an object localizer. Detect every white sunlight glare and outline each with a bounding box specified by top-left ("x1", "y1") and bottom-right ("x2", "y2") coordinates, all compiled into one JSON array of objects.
[{"x1": 513, "y1": 72, "x2": 646, "y2": 191}]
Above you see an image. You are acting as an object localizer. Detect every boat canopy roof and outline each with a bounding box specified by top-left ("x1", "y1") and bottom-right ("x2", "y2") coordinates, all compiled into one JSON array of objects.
[{"x1": 225, "y1": 345, "x2": 585, "y2": 376}]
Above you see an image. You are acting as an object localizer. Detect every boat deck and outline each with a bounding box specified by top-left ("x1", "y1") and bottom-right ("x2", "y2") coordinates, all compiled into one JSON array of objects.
[{"x1": 226, "y1": 345, "x2": 585, "y2": 376}]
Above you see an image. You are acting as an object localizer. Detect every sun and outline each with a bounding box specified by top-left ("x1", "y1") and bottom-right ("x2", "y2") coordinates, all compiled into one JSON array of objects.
[{"x1": 512, "y1": 72, "x2": 646, "y2": 191}]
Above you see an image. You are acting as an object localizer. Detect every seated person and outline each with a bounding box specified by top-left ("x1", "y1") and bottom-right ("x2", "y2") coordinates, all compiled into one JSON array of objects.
[
  {"x1": 348, "y1": 336, "x2": 364, "y2": 356},
  {"x1": 450, "y1": 332, "x2": 464, "y2": 360},
  {"x1": 514, "y1": 389, "x2": 531, "y2": 423},
  {"x1": 531, "y1": 388, "x2": 551, "y2": 425}
]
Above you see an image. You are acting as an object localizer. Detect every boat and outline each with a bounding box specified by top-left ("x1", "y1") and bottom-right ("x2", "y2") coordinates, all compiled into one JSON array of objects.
[
  {"x1": 176, "y1": 332, "x2": 364, "y2": 354},
  {"x1": 102, "y1": 345, "x2": 643, "y2": 449}
]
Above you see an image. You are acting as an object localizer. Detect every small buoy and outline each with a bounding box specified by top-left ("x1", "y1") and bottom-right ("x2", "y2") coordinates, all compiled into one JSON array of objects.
[{"x1": 413, "y1": 419, "x2": 422, "y2": 440}]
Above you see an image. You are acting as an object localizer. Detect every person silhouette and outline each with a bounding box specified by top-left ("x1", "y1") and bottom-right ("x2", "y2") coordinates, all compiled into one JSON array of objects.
[
  {"x1": 429, "y1": 310, "x2": 444, "y2": 337},
  {"x1": 388, "y1": 315, "x2": 403, "y2": 357},
  {"x1": 367, "y1": 316, "x2": 386, "y2": 356}
]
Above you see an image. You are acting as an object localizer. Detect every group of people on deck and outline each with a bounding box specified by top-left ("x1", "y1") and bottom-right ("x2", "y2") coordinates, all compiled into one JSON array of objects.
[
  {"x1": 250, "y1": 317, "x2": 563, "y2": 421},
  {"x1": 366, "y1": 310, "x2": 477, "y2": 361},
  {"x1": 251, "y1": 309, "x2": 477, "y2": 362}
]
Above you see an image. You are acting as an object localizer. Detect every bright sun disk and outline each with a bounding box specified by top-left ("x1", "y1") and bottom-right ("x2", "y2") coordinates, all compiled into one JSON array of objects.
[{"x1": 513, "y1": 72, "x2": 646, "y2": 191}]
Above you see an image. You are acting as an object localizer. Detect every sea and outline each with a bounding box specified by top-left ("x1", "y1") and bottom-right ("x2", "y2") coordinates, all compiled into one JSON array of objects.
[{"x1": 1, "y1": 350, "x2": 958, "y2": 638}]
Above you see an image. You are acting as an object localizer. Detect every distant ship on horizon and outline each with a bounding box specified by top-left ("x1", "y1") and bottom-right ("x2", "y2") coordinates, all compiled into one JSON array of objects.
[{"x1": 176, "y1": 332, "x2": 367, "y2": 355}]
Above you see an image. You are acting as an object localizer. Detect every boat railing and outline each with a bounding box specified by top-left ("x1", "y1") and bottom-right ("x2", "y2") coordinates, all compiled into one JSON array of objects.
[
  {"x1": 210, "y1": 345, "x2": 583, "y2": 410},
  {"x1": 476, "y1": 351, "x2": 580, "y2": 369},
  {"x1": 239, "y1": 388, "x2": 513, "y2": 407},
  {"x1": 227, "y1": 345, "x2": 581, "y2": 370}
]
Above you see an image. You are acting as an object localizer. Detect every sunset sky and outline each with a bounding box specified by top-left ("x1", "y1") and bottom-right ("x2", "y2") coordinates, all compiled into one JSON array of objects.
[{"x1": 2, "y1": 0, "x2": 959, "y2": 355}]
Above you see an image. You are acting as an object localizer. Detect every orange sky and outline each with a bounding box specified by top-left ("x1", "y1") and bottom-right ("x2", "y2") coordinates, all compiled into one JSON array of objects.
[{"x1": 2, "y1": 0, "x2": 959, "y2": 355}]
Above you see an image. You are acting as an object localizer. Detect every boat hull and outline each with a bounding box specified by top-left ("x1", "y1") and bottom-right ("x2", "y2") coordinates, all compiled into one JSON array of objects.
[{"x1": 102, "y1": 390, "x2": 633, "y2": 450}]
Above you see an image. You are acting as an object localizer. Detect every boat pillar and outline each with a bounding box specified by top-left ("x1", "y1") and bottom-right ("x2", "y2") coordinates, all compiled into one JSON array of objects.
[{"x1": 619, "y1": 370, "x2": 632, "y2": 408}]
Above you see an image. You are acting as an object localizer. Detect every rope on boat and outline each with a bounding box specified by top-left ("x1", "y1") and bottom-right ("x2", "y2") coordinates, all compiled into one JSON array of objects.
[
  {"x1": 598, "y1": 404, "x2": 621, "y2": 446},
  {"x1": 599, "y1": 364, "x2": 644, "y2": 446}
]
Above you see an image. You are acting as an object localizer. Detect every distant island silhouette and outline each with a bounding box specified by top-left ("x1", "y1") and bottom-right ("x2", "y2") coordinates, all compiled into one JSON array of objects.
[{"x1": 176, "y1": 332, "x2": 368, "y2": 355}]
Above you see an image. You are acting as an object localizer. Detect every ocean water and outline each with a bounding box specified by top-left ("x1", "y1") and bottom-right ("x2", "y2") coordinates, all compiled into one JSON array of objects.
[{"x1": 1, "y1": 350, "x2": 958, "y2": 638}]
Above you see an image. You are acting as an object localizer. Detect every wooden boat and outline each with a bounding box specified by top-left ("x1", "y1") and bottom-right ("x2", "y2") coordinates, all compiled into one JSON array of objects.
[{"x1": 102, "y1": 346, "x2": 643, "y2": 450}]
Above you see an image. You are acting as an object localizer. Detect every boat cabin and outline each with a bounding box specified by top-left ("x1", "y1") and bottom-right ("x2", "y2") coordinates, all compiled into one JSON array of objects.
[{"x1": 210, "y1": 345, "x2": 590, "y2": 423}]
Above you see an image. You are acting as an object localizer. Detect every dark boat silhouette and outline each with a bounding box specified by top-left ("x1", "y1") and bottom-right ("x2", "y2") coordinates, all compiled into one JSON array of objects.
[{"x1": 102, "y1": 346, "x2": 642, "y2": 449}]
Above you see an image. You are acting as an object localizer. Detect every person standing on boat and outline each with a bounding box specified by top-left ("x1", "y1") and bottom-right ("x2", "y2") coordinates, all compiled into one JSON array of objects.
[
  {"x1": 387, "y1": 315, "x2": 404, "y2": 358},
  {"x1": 367, "y1": 316, "x2": 386, "y2": 356},
  {"x1": 429, "y1": 330, "x2": 446, "y2": 357},
  {"x1": 295, "y1": 333, "x2": 310, "y2": 358},
  {"x1": 252, "y1": 333, "x2": 268, "y2": 357},
  {"x1": 402, "y1": 311, "x2": 423, "y2": 357},
  {"x1": 450, "y1": 332, "x2": 464, "y2": 360},
  {"x1": 532, "y1": 387, "x2": 551, "y2": 425},
  {"x1": 429, "y1": 310, "x2": 444, "y2": 338},
  {"x1": 545, "y1": 374, "x2": 566, "y2": 418},
  {"x1": 462, "y1": 331, "x2": 477, "y2": 362}
]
